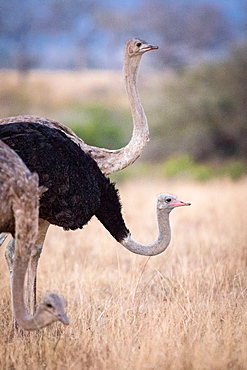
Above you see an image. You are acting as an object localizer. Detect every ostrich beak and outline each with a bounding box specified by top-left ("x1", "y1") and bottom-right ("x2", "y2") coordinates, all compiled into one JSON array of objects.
[
  {"x1": 171, "y1": 199, "x2": 191, "y2": 207},
  {"x1": 141, "y1": 44, "x2": 159, "y2": 53},
  {"x1": 148, "y1": 44, "x2": 159, "y2": 50},
  {"x1": 58, "y1": 312, "x2": 70, "y2": 325}
]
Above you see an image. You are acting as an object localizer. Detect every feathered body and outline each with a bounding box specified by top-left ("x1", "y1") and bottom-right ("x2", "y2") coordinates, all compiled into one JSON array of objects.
[
  {"x1": 0, "y1": 122, "x2": 129, "y2": 242},
  {"x1": 0, "y1": 139, "x2": 39, "y2": 235},
  {"x1": 0, "y1": 139, "x2": 69, "y2": 331}
]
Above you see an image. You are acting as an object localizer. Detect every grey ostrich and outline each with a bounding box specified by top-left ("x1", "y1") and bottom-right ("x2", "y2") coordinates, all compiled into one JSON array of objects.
[
  {"x1": 0, "y1": 38, "x2": 159, "y2": 318},
  {"x1": 0, "y1": 123, "x2": 191, "y2": 326},
  {"x1": 0, "y1": 140, "x2": 69, "y2": 330}
]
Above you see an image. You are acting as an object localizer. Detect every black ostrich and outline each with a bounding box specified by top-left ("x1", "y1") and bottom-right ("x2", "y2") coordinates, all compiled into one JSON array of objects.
[
  {"x1": 0, "y1": 122, "x2": 128, "y2": 240},
  {"x1": 0, "y1": 122, "x2": 190, "y2": 322}
]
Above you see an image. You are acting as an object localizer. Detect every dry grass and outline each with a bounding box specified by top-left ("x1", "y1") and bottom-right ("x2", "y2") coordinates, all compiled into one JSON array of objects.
[
  {"x1": 0, "y1": 178, "x2": 247, "y2": 369},
  {"x1": 0, "y1": 69, "x2": 165, "y2": 119}
]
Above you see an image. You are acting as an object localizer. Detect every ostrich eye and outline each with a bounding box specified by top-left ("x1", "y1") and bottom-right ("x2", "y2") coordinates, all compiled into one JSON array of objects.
[
  {"x1": 166, "y1": 198, "x2": 172, "y2": 203},
  {"x1": 136, "y1": 42, "x2": 142, "y2": 47},
  {"x1": 46, "y1": 303, "x2": 53, "y2": 308}
]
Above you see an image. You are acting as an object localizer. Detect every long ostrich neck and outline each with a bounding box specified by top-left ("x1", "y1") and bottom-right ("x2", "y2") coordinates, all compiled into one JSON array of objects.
[
  {"x1": 12, "y1": 257, "x2": 48, "y2": 330},
  {"x1": 82, "y1": 53, "x2": 148, "y2": 175},
  {"x1": 121, "y1": 208, "x2": 171, "y2": 256},
  {"x1": 96, "y1": 186, "x2": 173, "y2": 257},
  {"x1": 11, "y1": 183, "x2": 49, "y2": 330},
  {"x1": 124, "y1": 53, "x2": 149, "y2": 151}
]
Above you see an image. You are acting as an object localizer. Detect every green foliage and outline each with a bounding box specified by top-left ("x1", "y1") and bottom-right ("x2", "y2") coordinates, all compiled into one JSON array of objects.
[
  {"x1": 161, "y1": 154, "x2": 246, "y2": 182},
  {"x1": 161, "y1": 154, "x2": 215, "y2": 181},
  {"x1": 192, "y1": 164, "x2": 215, "y2": 182},
  {"x1": 111, "y1": 162, "x2": 152, "y2": 183},
  {"x1": 220, "y1": 160, "x2": 247, "y2": 180},
  {"x1": 66, "y1": 104, "x2": 129, "y2": 149},
  {"x1": 112, "y1": 154, "x2": 246, "y2": 183},
  {"x1": 161, "y1": 154, "x2": 194, "y2": 177}
]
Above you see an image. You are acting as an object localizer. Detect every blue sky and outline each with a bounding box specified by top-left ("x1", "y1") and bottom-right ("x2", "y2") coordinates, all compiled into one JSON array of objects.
[{"x1": 103, "y1": 0, "x2": 246, "y2": 38}]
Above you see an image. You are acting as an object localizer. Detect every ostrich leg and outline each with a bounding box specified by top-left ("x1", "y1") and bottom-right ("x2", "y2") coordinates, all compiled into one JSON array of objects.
[
  {"x1": 0, "y1": 233, "x2": 8, "y2": 245},
  {"x1": 25, "y1": 219, "x2": 50, "y2": 314},
  {"x1": 5, "y1": 219, "x2": 50, "y2": 326},
  {"x1": 5, "y1": 238, "x2": 17, "y2": 329}
]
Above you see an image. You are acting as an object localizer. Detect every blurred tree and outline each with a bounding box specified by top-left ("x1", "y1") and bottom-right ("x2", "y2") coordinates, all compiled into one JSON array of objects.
[
  {"x1": 0, "y1": 0, "x2": 102, "y2": 71},
  {"x1": 147, "y1": 43, "x2": 247, "y2": 161},
  {"x1": 0, "y1": 0, "x2": 35, "y2": 79}
]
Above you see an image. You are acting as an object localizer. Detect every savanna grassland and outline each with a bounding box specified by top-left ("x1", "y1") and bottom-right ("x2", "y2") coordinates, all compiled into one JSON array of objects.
[
  {"x1": 0, "y1": 178, "x2": 246, "y2": 370},
  {"x1": 0, "y1": 65, "x2": 246, "y2": 368}
]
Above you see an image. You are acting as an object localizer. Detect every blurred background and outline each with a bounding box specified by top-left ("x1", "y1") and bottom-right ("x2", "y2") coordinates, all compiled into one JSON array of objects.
[{"x1": 0, "y1": 0, "x2": 246, "y2": 180}]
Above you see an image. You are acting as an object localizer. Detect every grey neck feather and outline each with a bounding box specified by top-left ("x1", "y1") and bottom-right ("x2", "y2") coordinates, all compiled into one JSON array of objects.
[
  {"x1": 123, "y1": 52, "x2": 149, "y2": 151},
  {"x1": 121, "y1": 207, "x2": 171, "y2": 256}
]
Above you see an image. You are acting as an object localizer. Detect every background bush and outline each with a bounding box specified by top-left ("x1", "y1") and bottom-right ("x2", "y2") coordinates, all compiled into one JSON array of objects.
[{"x1": 146, "y1": 44, "x2": 247, "y2": 163}]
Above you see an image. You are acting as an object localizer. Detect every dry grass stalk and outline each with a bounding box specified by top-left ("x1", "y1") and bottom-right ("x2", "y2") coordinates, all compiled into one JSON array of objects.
[{"x1": 0, "y1": 178, "x2": 246, "y2": 369}]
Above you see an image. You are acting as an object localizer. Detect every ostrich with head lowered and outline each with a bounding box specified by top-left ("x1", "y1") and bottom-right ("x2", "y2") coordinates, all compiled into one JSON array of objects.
[
  {"x1": 0, "y1": 140, "x2": 69, "y2": 330},
  {"x1": 0, "y1": 122, "x2": 190, "y2": 326}
]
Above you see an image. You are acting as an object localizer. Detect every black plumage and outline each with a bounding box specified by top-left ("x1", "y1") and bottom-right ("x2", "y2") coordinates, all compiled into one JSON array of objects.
[{"x1": 0, "y1": 122, "x2": 129, "y2": 242}]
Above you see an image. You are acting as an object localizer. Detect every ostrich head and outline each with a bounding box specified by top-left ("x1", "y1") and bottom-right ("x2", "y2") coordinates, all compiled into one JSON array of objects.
[
  {"x1": 37, "y1": 292, "x2": 69, "y2": 326},
  {"x1": 157, "y1": 194, "x2": 191, "y2": 212},
  {"x1": 126, "y1": 38, "x2": 159, "y2": 57}
]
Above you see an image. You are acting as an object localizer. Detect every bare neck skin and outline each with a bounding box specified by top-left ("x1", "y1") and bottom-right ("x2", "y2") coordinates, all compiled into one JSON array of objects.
[
  {"x1": 123, "y1": 52, "x2": 149, "y2": 159},
  {"x1": 12, "y1": 247, "x2": 69, "y2": 330},
  {"x1": 12, "y1": 258, "x2": 51, "y2": 330},
  {"x1": 121, "y1": 206, "x2": 171, "y2": 256},
  {"x1": 10, "y1": 177, "x2": 51, "y2": 330},
  {"x1": 119, "y1": 194, "x2": 191, "y2": 256},
  {"x1": 82, "y1": 47, "x2": 150, "y2": 174},
  {"x1": 11, "y1": 186, "x2": 52, "y2": 330}
]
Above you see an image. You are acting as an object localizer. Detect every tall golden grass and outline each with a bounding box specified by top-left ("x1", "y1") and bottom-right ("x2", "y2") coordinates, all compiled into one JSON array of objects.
[{"x1": 0, "y1": 178, "x2": 246, "y2": 369}]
